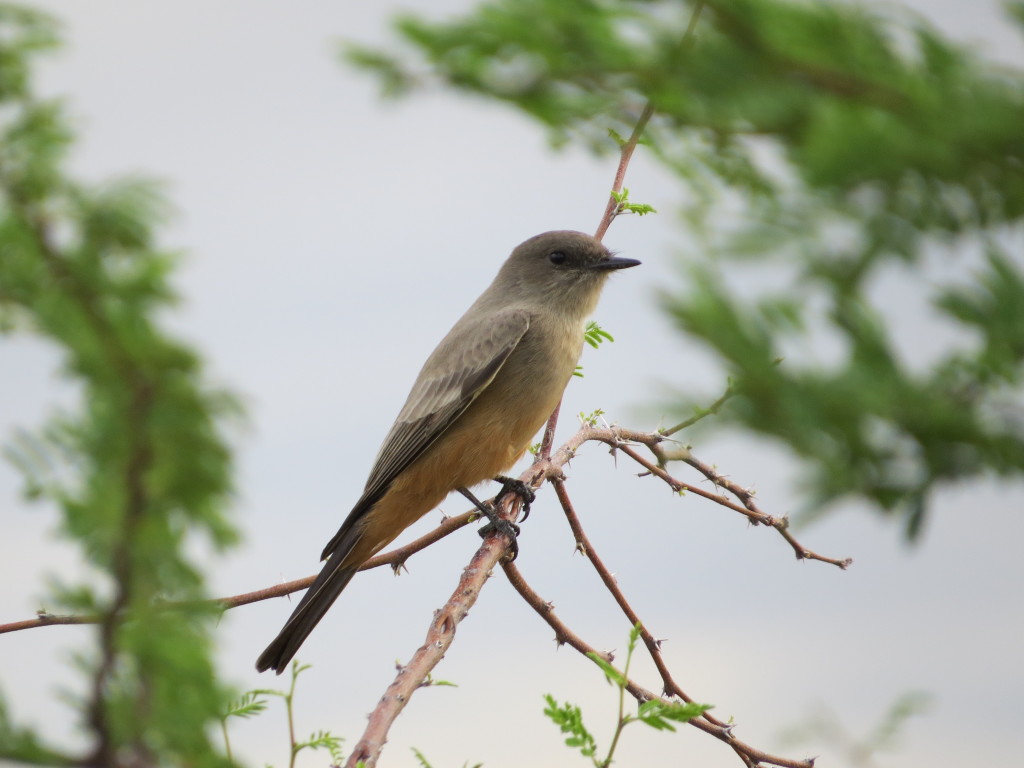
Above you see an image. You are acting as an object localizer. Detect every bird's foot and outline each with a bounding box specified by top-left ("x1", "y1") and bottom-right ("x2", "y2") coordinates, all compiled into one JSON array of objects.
[
  {"x1": 458, "y1": 486, "x2": 522, "y2": 561},
  {"x1": 477, "y1": 517, "x2": 521, "y2": 561},
  {"x1": 493, "y1": 475, "x2": 536, "y2": 522}
]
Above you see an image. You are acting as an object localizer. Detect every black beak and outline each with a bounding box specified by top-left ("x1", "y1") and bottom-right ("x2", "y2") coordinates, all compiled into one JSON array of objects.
[{"x1": 591, "y1": 255, "x2": 641, "y2": 271}]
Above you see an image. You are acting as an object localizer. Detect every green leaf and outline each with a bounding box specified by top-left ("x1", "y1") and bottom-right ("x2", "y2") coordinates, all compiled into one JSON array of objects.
[
  {"x1": 542, "y1": 694, "x2": 598, "y2": 758},
  {"x1": 586, "y1": 652, "x2": 627, "y2": 688},
  {"x1": 222, "y1": 691, "x2": 269, "y2": 720},
  {"x1": 636, "y1": 699, "x2": 712, "y2": 732}
]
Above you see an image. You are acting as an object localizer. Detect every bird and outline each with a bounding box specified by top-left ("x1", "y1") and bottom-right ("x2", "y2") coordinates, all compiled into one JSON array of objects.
[{"x1": 256, "y1": 230, "x2": 639, "y2": 673}]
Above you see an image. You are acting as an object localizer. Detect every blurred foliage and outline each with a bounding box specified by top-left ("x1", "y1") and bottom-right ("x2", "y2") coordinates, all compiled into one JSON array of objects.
[
  {"x1": 0, "y1": 5, "x2": 239, "y2": 765},
  {"x1": 779, "y1": 691, "x2": 932, "y2": 767},
  {"x1": 347, "y1": 0, "x2": 1024, "y2": 537}
]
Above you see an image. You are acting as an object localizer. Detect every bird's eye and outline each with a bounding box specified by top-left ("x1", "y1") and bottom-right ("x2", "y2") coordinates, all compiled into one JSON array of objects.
[{"x1": 548, "y1": 252, "x2": 567, "y2": 265}]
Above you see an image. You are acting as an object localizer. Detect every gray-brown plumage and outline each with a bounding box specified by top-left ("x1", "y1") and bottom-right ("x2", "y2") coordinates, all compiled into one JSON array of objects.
[{"x1": 256, "y1": 230, "x2": 639, "y2": 673}]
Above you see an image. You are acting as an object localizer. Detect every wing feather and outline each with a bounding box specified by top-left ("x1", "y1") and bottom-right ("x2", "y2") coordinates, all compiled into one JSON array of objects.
[{"x1": 320, "y1": 309, "x2": 529, "y2": 559}]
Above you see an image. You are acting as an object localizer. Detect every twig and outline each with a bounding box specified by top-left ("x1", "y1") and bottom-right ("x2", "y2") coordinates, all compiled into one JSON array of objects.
[
  {"x1": 547, "y1": 425, "x2": 850, "y2": 569},
  {"x1": 0, "y1": 511, "x2": 478, "y2": 635},
  {"x1": 221, "y1": 511, "x2": 477, "y2": 608},
  {"x1": 593, "y1": 3, "x2": 705, "y2": 241},
  {"x1": 594, "y1": 101, "x2": 655, "y2": 241},
  {"x1": 661, "y1": 381, "x2": 736, "y2": 436},
  {"x1": 681, "y1": 452, "x2": 852, "y2": 569}
]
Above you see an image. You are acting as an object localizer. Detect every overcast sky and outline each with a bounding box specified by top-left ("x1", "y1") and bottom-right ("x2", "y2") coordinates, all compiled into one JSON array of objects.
[{"x1": 2, "y1": 2, "x2": 1023, "y2": 767}]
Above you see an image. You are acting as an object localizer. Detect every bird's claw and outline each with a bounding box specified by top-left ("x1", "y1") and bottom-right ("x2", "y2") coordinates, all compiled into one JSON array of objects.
[
  {"x1": 493, "y1": 475, "x2": 536, "y2": 522},
  {"x1": 478, "y1": 516, "x2": 521, "y2": 561}
]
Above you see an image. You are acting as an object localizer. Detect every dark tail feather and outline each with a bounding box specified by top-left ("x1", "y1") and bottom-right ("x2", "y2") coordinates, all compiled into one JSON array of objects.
[{"x1": 255, "y1": 557, "x2": 359, "y2": 674}]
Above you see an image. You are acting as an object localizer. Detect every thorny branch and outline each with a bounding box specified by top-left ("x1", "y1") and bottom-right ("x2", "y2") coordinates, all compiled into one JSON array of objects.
[
  {"x1": 338, "y1": 418, "x2": 844, "y2": 768},
  {"x1": 1, "y1": 512, "x2": 478, "y2": 634},
  {"x1": 1, "y1": 418, "x2": 845, "y2": 768}
]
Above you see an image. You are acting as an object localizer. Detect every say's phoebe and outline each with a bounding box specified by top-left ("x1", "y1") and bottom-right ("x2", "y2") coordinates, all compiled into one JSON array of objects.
[{"x1": 256, "y1": 230, "x2": 639, "y2": 673}]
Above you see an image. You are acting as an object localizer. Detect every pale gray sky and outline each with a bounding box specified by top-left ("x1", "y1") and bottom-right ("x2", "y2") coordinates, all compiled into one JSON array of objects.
[{"x1": 2, "y1": 2, "x2": 1022, "y2": 767}]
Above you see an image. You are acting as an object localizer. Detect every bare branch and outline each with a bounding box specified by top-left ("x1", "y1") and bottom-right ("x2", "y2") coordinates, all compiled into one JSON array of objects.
[
  {"x1": 1, "y1": 512, "x2": 478, "y2": 635},
  {"x1": 545, "y1": 424, "x2": 851, "y2": 569},
  {"x1": 344, "y1": 493, "x2": 527, "y2": 768}
]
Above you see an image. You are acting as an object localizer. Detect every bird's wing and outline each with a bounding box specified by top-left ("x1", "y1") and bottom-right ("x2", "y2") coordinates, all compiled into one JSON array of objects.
[{"x1": 320, "y1": 308, "x2": 530, "y2": 560}]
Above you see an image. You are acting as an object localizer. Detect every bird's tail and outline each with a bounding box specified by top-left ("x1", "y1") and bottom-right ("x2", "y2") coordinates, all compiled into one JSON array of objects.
[{"x1": 255, "y1": 555, "x2": 360, "y2": 674}]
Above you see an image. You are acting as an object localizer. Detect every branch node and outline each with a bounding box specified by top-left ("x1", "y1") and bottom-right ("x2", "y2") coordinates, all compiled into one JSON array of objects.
[{"x1": 544, "y1": 463, "x2": 567, "y2": 482}]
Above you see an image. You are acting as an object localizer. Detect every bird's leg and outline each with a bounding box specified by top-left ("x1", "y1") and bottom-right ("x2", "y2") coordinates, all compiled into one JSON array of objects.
[
  {"x1": 492, "y1": 475, "x2": 536, "y2": 522},
  {"x1": 458, "y1": 486, "x2": 520, "y2": 561}
]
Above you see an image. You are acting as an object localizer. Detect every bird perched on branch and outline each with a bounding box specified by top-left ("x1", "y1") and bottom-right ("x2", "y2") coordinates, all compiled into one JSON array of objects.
[{"x1": 257, "y1": 230, "x2": 639, "y2": 674}]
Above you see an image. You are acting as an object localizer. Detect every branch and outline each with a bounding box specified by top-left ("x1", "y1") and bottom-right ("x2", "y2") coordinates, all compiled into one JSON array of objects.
[
  {"x1": 594, "y1": 2, "x2": 704, "y2": 240},
  {"x1": 681, "y1": 452, "x2": 852, "y2": 568},
  {"x1": 222, "y1": 511, "x2": 477, "y2": 609},
  {"x1": 344, "y1": 486, "x2": 530, "y2": 767},
  {"x1": 0, "y1": 511, "x2": 478, "y2": 635},
  {"x1": 550, "y1": 424, "x2": 851, "y2": 569}
]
